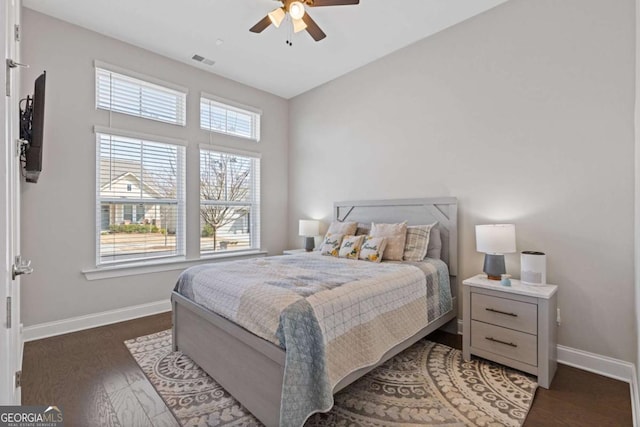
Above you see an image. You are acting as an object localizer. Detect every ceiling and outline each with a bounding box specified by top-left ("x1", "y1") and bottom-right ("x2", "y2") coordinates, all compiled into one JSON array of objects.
[{"x1": 23, "y1": 0, "x2": 509, "y2": 99}]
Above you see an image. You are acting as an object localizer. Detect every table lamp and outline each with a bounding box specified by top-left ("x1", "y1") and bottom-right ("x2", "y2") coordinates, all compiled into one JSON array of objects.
[
  {"x1": 475, "y1": 224, "x2": 516, "y2": 280},
  {"x1": 299, "y1": 219, "x2": 320, "y2": 252}
]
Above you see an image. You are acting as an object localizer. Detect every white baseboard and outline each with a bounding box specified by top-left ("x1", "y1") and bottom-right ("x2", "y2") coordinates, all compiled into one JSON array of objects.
[
  {"x1": 556, "y1": 345, "x2": 635, "y2": 383},
  {"x1": 22, "y1": 300, "x2": 171, "y2": 342}
]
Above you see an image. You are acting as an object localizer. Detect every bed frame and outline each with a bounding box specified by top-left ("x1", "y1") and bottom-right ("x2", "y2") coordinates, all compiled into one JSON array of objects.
[{"x1": 171, "y1": 198, "x2": 458, "y2": 426}]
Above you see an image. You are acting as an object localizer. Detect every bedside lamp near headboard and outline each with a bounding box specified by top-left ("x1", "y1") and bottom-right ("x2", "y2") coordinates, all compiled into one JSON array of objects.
[
  {"x1": 299, "y1": 220, "x2": 320, "y2": 252},
  {"x1": 475, "y1": 224, "x2": 516, "y2": 280}
]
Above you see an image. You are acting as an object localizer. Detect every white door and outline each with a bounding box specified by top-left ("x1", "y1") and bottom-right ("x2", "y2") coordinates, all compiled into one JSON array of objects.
[{"x1": 0, "y1": 0, "x2": 23, "y2": 405}]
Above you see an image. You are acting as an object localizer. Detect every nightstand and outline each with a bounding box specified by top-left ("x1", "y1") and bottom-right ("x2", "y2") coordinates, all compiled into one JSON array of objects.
[
  {"x1": 462, "y1": 274, "x2": 558, "y2": 389},
  {"x1": 282, "y1": 249, "x2": 307, "y2": 255}
]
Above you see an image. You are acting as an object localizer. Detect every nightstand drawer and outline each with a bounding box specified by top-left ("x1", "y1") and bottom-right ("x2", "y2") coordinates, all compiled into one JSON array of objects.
[
  {"x1": 471, "y1": 320, "x2": 537, "y2": 366},
  {"x1": 471, "y1": 293, "x2": 537, "y2": 335}
]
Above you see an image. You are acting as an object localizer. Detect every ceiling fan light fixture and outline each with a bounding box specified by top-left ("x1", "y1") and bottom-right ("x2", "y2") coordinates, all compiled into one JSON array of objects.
[
  {"x1": 292, "y1": 17, "x2": 308, "y2": 33},
  {"x1": 268, "y1": 7, "x2": 286, "y2": 27},
  {"x1": 289, "y1": 1, "x2": 306, "y2": 20}
]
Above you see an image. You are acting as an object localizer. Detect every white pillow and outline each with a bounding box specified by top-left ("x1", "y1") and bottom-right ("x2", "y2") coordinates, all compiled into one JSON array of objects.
[
  {"x1": 370, "y1": 222, "x2": 407, "y2": 261},
  {"x1": 359, "y1": 236, "x2": 387, "y2": 263},
  {"x1": 403, "y1": 222, "x2": 437, "y2": 261},
  {"x1": 338, "y1": 235, "x2": 365, "y2": 260},
  {"x1": 326, "y1": 221, "x2": 357, "y2": 235},
  {"x1": 319, "y1": 233, "x2": 344, "y2": 257}
]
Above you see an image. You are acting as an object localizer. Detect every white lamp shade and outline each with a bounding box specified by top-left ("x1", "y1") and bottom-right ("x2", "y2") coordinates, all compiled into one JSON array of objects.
[
  {"x1": 292, "y1": 18, "x2": 307, "y2": 33},
  {"x1": 299, "y1": 220, "x2": 320, "y2": 237},
  {"x1": 475, "y1": 224, "x2": 516, "y2": 254},
  {"x1": 268, "y1": 7, "x2": 286, "y2": 27}
]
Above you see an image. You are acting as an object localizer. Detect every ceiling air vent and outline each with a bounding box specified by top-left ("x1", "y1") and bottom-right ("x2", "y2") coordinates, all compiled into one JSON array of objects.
[{"x1": 192, "y1": 54, "x2": 215, "y2": 66}]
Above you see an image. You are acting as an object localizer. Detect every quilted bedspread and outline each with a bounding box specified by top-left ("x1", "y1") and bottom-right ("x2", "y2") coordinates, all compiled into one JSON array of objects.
[{"x1": 175, "y1": 253, "x2": 452, "y2": 427}]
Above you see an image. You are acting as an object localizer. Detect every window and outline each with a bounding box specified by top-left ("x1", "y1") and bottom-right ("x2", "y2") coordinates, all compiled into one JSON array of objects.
[
  {"x1": 200, "y1": 95, "x2": 261, "y2": 141},
  {"x1": 96, "y1": 65, "x2": 187, "y2": 126},
  {"x1": 123, "y1": 205, "x2": 133, "y2": 222},
  {"x1": 97, "y1": 131, "x2": 186, "y2": 264},
  {"x1": 200, "y1": 147, "x2": 260, "y2": 254}
]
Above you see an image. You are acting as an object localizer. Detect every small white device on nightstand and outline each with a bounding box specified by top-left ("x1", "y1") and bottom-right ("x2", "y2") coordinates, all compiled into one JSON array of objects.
[{"x1": 521, "y1": 251, "x2": 546, "y2": 285}]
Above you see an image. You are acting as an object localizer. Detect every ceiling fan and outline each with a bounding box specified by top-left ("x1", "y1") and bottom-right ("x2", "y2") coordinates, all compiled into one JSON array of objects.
[{"x1": 250, "y1": 0, "x2": 360, "y2": 42}]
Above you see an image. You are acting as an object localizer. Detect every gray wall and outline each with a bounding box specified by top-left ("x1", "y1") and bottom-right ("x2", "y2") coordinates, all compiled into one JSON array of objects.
[
  {"x1": 289, "y1": 0, "x2": 636, "y2": 362},
  {"x1": 20, "y1": 9, "x2": 289, "y2": 327}
]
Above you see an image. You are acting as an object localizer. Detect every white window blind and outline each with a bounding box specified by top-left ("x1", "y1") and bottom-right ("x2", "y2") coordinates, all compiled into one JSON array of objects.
[
  {"x1": 199, "y1": 147, "x2": 261, "y2": 254},
  {"x1": 96, "y1": 67, "x2": 187, "y2": 126},
  {"x1": 97, "y1": 132, "x2": 186, "y2": 264},
  {"x1": 200, "y1": 95, "x2": 261, "y2": 141}
]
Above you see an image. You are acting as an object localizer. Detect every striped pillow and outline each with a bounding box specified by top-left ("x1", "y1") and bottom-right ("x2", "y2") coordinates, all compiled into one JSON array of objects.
[{"x1": 403, "y1": 222, "x2": 437, "y2": 261}]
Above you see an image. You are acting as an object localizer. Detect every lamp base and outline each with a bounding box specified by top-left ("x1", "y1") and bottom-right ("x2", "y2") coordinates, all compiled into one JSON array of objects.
[
  {"x1": 483, "y1": 254, "x2": 506, "y2": 280},
  {"x1": 304, "y1": 237, "x2": 315, "y2": 252}
]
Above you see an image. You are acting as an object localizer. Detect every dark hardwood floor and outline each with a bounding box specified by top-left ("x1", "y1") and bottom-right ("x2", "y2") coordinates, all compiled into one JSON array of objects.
[{"x1": 23, "y1": 313, "x2": 633, "y2": 426}]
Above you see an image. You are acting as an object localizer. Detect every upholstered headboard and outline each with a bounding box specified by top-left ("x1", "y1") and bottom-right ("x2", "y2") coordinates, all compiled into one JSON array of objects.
[{"x1": 333, "y1": 198, "x2": 458, "y2": 277}]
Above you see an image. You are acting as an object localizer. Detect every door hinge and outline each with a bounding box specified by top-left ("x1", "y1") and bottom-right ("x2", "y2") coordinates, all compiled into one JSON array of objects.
[
  {"x1": 14, "y1": 24, "x2": 20, "y2": 42},
  {"x1": 6, "y1": 296, "x2": 11, "y2": 329},
  {"x1": 15, "y1": 370, "x2": 21, "y2": 388}
]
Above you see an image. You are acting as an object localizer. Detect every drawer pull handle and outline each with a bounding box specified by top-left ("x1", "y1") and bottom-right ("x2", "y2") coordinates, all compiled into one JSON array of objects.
[
  {"x1": 486, "y1": 308, "x2": 518, "y2": 317},
  {"x1": 485, "y1": 336, "x2": 518, "y2": 348}
]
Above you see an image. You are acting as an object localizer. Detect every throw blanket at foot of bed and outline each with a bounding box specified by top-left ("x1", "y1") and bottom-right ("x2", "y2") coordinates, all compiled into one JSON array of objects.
[{"x1": 175, "y1": 253, "x2": 451, "y2": 427}]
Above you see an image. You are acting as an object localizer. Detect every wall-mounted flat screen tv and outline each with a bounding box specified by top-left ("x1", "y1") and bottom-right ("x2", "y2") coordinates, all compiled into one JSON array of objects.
[{"x1": 20, "y1": 71, "x2": 46, "y2": 183}]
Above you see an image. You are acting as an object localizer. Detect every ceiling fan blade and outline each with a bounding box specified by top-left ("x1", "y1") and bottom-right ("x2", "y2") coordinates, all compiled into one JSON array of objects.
[
  {"x1": 302, "y1": 13, "x2": 326, "y2": 41},
  {"x1": 309, "y1": 0, "x2": 359, "y2": 6},
  {"x1": 249, "y1": 15, "x2": 272, "y2": 33}
]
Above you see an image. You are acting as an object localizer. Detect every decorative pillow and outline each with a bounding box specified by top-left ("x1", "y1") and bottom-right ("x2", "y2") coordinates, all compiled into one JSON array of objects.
[
  {"x1": 427, "y1": 228, "x2": 442, "y2": 259},
  {"x1": 338, "y1": 235, "x2": 365, "y2": 259},
  {"x1": 320, "y1": 222, "x2": 357, "y2": 249},
  {"x1": 327, "y1": 221, "x2": 357, "y2": 235},
  {"x1": 319, "y1": 233, "x2": 344, "y2": 257},
  {"x1": 403, "y1": 222, "x2": 438, "y2": 261},
  {"x1": 359, "y1": 236, "x2": 387, "y2": 263},
  {"x1": 370, "y1": 222, "x2": 407, "y2": 261}
]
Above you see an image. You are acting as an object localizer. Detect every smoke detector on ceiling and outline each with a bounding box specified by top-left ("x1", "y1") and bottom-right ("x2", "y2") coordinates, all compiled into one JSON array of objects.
[{"x1": 192, "y1": 54, "x2": 215, "y2": 66}]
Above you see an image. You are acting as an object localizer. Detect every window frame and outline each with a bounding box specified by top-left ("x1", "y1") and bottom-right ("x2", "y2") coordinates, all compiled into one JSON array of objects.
[
  {"x1": 200, "y1": 92, "x2": 262, "y2": 142},
  {"x1": 199, "y1": 144, "x2": 261, "y2": 256},
  {"x1": 94, "y1": 126, "x2": 187, "y2": 266},
  {"x1": 95, "y1": 60, "x2": 188, "y2": 126}
]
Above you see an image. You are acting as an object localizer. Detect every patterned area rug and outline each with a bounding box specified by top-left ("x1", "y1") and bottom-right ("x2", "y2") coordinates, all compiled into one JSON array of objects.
[{"x1": 125, "y1": 330, "x2": 537, "y2": 426}]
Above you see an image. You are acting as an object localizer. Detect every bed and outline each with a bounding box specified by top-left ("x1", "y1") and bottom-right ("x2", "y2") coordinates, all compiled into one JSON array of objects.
[{"x1": 171, "y1": 198, "x2": 458, "y2": 427}]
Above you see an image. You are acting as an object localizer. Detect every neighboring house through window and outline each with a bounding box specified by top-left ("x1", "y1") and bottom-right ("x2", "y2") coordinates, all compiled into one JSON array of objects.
[{"x1": 97, "y1": 131, "x2": 186, "y2": 264}]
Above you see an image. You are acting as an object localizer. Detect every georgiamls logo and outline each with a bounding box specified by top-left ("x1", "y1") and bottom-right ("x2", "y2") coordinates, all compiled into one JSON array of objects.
[{"x1": 0, "y1": 405, "x2": 64, "y2": 426}]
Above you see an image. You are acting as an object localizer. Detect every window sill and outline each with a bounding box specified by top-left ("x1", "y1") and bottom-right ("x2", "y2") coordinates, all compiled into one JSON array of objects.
[{"x1": 82, "y1": 250, "x2": 268, "y2": 281}]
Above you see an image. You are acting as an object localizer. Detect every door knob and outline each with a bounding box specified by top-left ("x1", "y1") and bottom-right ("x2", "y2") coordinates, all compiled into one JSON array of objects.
[{"x1": 12, "y1": 255, "x2": 33, "y2": 280}]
